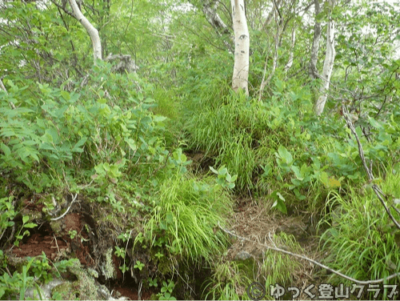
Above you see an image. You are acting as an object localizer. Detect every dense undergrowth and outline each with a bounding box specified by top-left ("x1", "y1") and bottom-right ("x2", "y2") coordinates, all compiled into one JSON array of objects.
[{"x1": 1, "y1": 56, "x2": 400, "y2": 300}]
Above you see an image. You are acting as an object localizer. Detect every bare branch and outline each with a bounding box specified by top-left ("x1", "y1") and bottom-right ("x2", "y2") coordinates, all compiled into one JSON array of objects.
[{"x1": 342, "y1": 105, "x2": 400, "y2": 230}]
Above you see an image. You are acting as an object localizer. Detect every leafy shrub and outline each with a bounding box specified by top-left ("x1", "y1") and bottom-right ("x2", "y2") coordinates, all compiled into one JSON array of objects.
[{"x1": 0, "y1": 62, "x2": 168, "y2": 197}]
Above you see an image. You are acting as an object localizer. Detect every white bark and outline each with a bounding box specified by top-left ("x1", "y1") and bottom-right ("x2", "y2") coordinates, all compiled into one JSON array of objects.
[
  {"x1": 315, "y1": 0, "x2": 336, "y2": 116},
  {"x1": 105, "y1": 54, "x2": 139, "y2": 73},
  {"x1": 202, "y1": 0, "x2": 229, "y2": 34},
  {"x1": 284, "y1": 27, "x2": 296, "y2": 73},
  {"x1": 200, "y1": 0, "x2": 233, "y2": 51},
  {"x1": 68, "y1": 0, "x2": 102, "y2": 63},
  {"x1": 231, "y1": 0, "x2": 249, "y2": 95},
  {"x1": 309, "y1": 0, "x2": 322, "y2": 79}
]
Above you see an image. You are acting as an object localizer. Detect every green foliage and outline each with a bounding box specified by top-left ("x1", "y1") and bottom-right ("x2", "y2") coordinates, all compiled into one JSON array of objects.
[
  {"x1": 319, "y1": 173, "x2": 400, "y2": 299},
  {"x1": 0, "y1": 252, "x2": 78, "y2": 300},
  {"x1": 0, "y1": 257, "x2": 35, "y2": 300},
  {"x1": 134, "y1": 260, "x2": 145, "y2": 271},
  {"x1": 68, "y1": 230, "x2": 77, "y2": 240},
  {"x1": 261, "y1": 233, "x2": 302, "y2": 292},
  {"x1": 14, "y1": 216, "x2": 37, "y2": 247},
  {"x1": 0, "y1": 1, "x2": 91, "y2": 83},
  {"x1": 204, "y1": 261, "x2": 250, "y2": 300},
  {"x1": 0, "y1": 196, "x2": 16, "y2": 241},
  {"x1": 0, "y1": 62, "x2": 168, "y2": 196},
  {"x1": 1, "y1": 0, "x2": 400, "y2": 300},
  {"x1": 209, "y1": 165, "x2": 238, "y2": 190},
  {"x1": 0, "y1": 196, "x2": 37, "y2": 247},
  {"x1": 157, "y1": 280, "x2": 176, "y2": 300}
]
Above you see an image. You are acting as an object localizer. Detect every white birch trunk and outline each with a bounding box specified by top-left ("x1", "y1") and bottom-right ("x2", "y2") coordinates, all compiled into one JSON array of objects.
[
  {"x1": 68, "y1": 0, "x2": 102, "y2": 63},
  {"x1": 309, "y1": 0, "x2": 322, "y2": 79},
  {"x1": 231, "y1": 0, "x2": 249, "y2": 95},
  {"x1": 202, "y1": 0, "x2": 229, "y2": 34},
  {"x1": 315, "y1": 0, "x2": 336, "y2": 116},
  {"x1": 284, "y1": 27, "x2": 296, "y2": 73}
]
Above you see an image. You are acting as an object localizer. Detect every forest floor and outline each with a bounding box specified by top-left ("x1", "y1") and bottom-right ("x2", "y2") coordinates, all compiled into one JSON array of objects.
[{"x1": 7, "y1": 151, "x2": 327, "y2": 300}]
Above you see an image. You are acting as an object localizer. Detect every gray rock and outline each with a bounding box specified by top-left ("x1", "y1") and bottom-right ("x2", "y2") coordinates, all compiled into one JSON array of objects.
[{"x1": 235, "y1": 251, "x2": 252, "y2": 260}]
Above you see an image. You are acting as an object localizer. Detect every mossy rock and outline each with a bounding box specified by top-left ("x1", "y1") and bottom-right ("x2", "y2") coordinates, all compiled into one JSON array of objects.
[
  {"x1": 49, "y1": 220, "x2": 64, "y2": 235},
  {"x1": 51, "y1": 282, "x2": 78, "y2": 300},
  {"x1": 101, "y1": 248, "x2": 116, "y2": 280},
  {"x1": 52, "y1": 262, "x2": 103, "y2": 300}
]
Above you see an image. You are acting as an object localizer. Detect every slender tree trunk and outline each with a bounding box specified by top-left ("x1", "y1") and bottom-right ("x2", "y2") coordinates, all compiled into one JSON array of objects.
[
  {"x1": 231, "y1": 0, "x2": 250, "y2": 95},
  {"x1": 258, "y1": 18, "x2": 281, "y2": 101},
  {"x1": 309, "y1": 0, "x2": 322, "y2": 79},
  {"x1": 315, "y1": 0, "x2": 336, "y2": 116},
  {"x1": 262, "y1": 0, "x2": 282, "y2": 30},
  {"x1": 284, "y1": 26, "x2": 296, "y2": 73},
  {"x1": 68, "y1": 0, "x2": 102, "y2": 63}
]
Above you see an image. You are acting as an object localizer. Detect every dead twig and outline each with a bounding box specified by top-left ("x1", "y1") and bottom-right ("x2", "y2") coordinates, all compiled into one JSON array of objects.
[{"x1": 51, "y1": 193, "x2": 78, "y2": 221}]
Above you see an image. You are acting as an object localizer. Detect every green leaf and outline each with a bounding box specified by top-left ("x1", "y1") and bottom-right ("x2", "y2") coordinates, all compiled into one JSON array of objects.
[
  {"x1": 24, "y1": 223, "x2": 37, "y2": 229},
  {"x1": 60, "y1": 91, "x2": 70, "y2": 101},
  {"x1": 72, "y1": 137, "x2": 87, "y2": 152},
  {"x1": 271, "y1": 192, "x2": 287, "y2": 214},
  {"x1": 154, "y1": 115, "x2": 167, "y2": 122},
  {"x1": 0, "y1": 143, "x2": 11, "y2": 157},
  {"x1": 291, "y1": 165, "x2": 303, "y2": 180},
  {"x1": 23, "y1": 216, "x2": 29, "y2": 224},
  {"x1": 277, "y1": 146, "x2": 293, "y2": 165},
  {"x1": 369, "y1": 117, "x2": 383, "y2": 129}
]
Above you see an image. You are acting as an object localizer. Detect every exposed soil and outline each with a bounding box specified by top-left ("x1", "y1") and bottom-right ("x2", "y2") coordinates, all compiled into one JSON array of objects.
[
  {"x1": 12, "y1": 230, "x2": 68, "y2": 260},
  {"x1": 12, "y1": 212, "x2": 95, "y2": 266},
  {"x1": 185, "y1": 150, "x2": 215, "y2": 172},
  {"x1": 8, "y1": 195, "x2": 140, "y2": 298},
  {"x1": 114, "y1": 285, "x2": 155, "y2": 300}
]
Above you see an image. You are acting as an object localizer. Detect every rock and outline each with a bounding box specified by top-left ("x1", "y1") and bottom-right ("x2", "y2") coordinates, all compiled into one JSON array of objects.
[
  {"x1": 235, "y1": 251, "x2": 252, "y2": 261},
  {"x1": 49, "y1": 220, "x2": 64, "y2": 235},
  {"x1": 88, "y1": 267, "x2": 99, "y2": 278},
  {"x1": 25, "y1": 279, "x2": 65, "y2": 300},
  {"x1": 101, "y1": 248, "x2": 117, "y2": 279}
]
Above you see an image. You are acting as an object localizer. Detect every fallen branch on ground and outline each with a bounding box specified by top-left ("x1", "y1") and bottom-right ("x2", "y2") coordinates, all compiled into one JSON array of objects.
[{"x1": 218, "y1": 223, "x2": 400, "y2": 285}]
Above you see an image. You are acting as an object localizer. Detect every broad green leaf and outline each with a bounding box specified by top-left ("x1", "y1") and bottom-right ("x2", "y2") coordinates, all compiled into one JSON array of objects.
[
  {"x1": 369, "y1": 117, "x2": 383, "y2": 129},
  {"x1": 0, "y1": 143, "x2": 11, "y2": 157},
  {"x1": 277, "y1": 146, "x2": 293, "y2": 165},
  {"x1": 24, "y1": 223, "x2": 37, "y2": 229},
  {"x1": 154, "y1": 115, "x2": 167, "y2": 122},
  {"x1": 23, "y1": 216, "x2": 29, "y2": 224}
]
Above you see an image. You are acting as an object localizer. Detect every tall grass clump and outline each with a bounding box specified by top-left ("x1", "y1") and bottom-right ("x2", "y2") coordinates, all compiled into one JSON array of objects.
[
  {"x1": 203, "y1": 233, "x2": 302, "y2": 300},
  {"x1": 184, "y1": 91, "x2": 275, "y2": 192},
  {"x1": 260, "y1": 233, "x2": 302, "y2": 299},
  {"x1": 203, "y1": 261, "x2": 250, "y2": 300},
  {"x1": 319, "y1": 173, "x2": 400, "y2": 299},
  {"x1": 144, "y1": 172, "x2": 233, "y2": 263}
]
